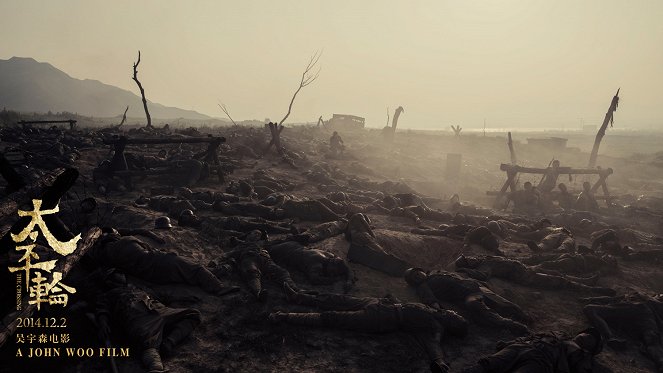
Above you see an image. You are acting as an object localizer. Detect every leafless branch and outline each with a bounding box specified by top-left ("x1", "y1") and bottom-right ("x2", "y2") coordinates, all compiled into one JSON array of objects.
[
  {"x1": 217, "y1": 102, "x2": 238, "y2": 126},
  {"x1": 279, "y1": 51, "x2": 322, "y2": 126}
]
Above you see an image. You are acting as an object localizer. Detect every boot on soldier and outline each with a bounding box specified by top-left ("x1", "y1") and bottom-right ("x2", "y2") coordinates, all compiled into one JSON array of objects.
[{"x1": 142, "y1": 347, "x2": 167, "y2": 373}]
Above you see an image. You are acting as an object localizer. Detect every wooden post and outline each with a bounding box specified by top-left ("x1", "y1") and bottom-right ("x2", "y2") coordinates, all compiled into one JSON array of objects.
[
  {"x1": 507, "y1": 132, "x2": 517, "y2": 164},
  {"x1": 588, "y1": 89, "x2": 620, "y2": 168}
]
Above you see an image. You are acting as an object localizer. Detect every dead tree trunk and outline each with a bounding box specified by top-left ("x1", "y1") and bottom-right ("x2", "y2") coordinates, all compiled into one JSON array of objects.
[
  {"x1": 317, "y1": 116, "x2": 324, "y2": 127},
  {"x1": 118, "y1": 105, "x2": 129, "y2": 127},
  {"x1": 132, "y1": 51, "x2": 152, "y2": 128},
  {"x1": 588, "y1": 88, "x2": 620, "y2": 168},
  {"x1": 451, "y1": 125, "x2": 463, "y2": 137},
  {"x1": 507, "y1": 132, "x2": 517, "y2": 164},
  {"x1": 391, "y1": 106, "x2": 404, "y2": 131},
  {"x1": 264, "y1": 122, "x2": 285, "y2": 155}
]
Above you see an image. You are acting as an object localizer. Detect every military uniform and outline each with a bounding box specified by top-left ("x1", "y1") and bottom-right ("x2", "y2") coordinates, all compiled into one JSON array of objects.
[
  {"x1": 346, "y1": 213, "x2": 409, "y2": 277},
  {"x1": 455, "y1": 255, "x2": 615, "y2": 295},
  {"x1": 274, "y1": 292, "x2": 468, "y2": 373},
  {"x1": 583, "y1": 293, "x2": 663, "y2": 372},
  {"x1": 281, "y1": 199, "x2": 341, "y2": 222},
  {"x1": 412, "y1": 271, "x2": 528, "y2": 333},
  {"x1": 222, "y1": 240, "x2": 297, "y2": 299},
  {"x1": 464, "y1": 332, "x2": 596, "y2": 373},
  {"x1": 88, "y1": 235, "x2": 229, "y2": 294},
  {"x1": 267, "y1": 241, "x2": 352, "y2": 288}
]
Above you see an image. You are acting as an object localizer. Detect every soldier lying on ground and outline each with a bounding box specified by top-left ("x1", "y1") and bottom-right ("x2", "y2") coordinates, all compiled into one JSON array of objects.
[
  {"x1": 85, "y1": 228, "x2": 238, "y2": 296},
  {"x1": 317, "y1": 196, "x2": 368, "y2": 215},
  {"x1": 404, "y1": 268, "x2": 529, "y2": 334},
  {"x1": 135, "y1": 195, "x2": 198, "y2": 219},
  {"x1": 271, "y1": 284, "x2": 468, "y2": 373},
  {"x1": 326, "y1": 190, "x2": 381, "y2": 204},
  {"x1": 345, "y1": 213, "x2": 410, "y2": 277},
  {"x1": 412, "y1": 225, "x2": 504, "y2": 256},
  {"x1": 454, "y1": 255, "x2": 615, "y2": 295},
  {"x1": 267, "y1": 241, "x2": 354, "y2": 291},
  {"x1": 73, "y1": 268, "x2": 202, "y2": 373},
  {"x1": 217, "y1": 230, "x2": 300, "y2": 301},
  {"x1": 522, "y1": 252, "x2": 618, "y2": 277},
  {"x1": 461, "y1": 328, "x2": 603, "y2": 373},
  {"x1": 590, "y1": 228, "x2": 663, "y2": 261},
  {"x1": 387, "y1": 205, "x2": 453, "y2": 225},
  {"x1": 285, "y1": 220, "x2": 348, "y2": 244},
  {"x1": 583, "y1": 292, "x2": 663, "y2": 372},
  {"x1": 280, "y1": 198, "x2": 342, "y2": 222},
  {"x1": 448, "y1": 194, "x2": 495, "y2": 216},
  {"x1": 212, "y1": 200, "x2": 282, "y2": 220},
  {"x1": 177, "y1": 209, "x2": 294, "y2": 235},
  {"x1": 524, "y1": 227, "x2": 576, "y2": 253}
]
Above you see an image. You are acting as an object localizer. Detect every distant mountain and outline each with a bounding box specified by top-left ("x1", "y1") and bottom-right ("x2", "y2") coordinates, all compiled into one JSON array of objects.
[{"x1": 0, "y1": 57, "x2": 211, "y2": 120}]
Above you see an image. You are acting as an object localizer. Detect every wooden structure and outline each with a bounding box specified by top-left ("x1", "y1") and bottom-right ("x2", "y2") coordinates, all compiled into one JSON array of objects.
[
  {"x1": 491, "y1": 163, "x2": 614, "y2": 207},
  {"x1": 18, "y1": 119, "x2": 77, "y2": 130},
  {"x1": 102, "y1": 135, "x2": 226, "y2": 184}
]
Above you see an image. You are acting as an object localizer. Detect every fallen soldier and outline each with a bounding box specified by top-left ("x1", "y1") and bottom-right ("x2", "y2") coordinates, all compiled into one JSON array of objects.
[
  {"x1": 404, "y1": 268, "x2": 528, "y2": 334},
  {"x1": 218, "y1": 230, "x2": 300, "y2": 301},
  {"x1": 345, "y1": 213, "x2": 410, "y2": 277},
  {"x1": 86, "y1": 228, "x2": 237, "y2": 296},
  {"x1": 454, "y1": 255, "x2": 615, "y2": 295},
  {"x1": 267, "y1": 241, "x2": 354, "y2": 291},
  {"x1": 583, "y1": 292, "x2": 663, "y2": 372},
  {"x1": 75, "y1": 268, "x2": 202, "y2": 373},
  {"x1": 271, "y1": 284, "x2": 468, "y2": 373},
  {"x1": 461, "y1": 328, "x2": 603, "y2": 373}
]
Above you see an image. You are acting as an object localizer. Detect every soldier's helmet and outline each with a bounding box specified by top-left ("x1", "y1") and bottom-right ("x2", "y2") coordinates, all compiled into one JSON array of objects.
[
  {"x1": 177, "y1": 187, "x2": 193, "y2": 199},
  {"x1": 404, "y1": 267, "x2": 427, "y2": 286},
  {"x1": 178, "y1": 209, "x2": 195, "y2": 226},
  {"x1": 155, "y1": 216, "x2": 173, "y2": 230},
  {"x1": 80, "y1": 197, "x2": 97, "y2": 213},
  {"x1": 486, "y1": 221, "x2": 503, "y2": 236},
  {"x1": 98, "y1": 159, "x2": 111, "y2": 169}
]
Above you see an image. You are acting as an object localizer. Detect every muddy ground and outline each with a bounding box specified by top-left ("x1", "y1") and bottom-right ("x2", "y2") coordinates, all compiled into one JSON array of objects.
[{"x1": 1, "y1": 123, "x2": 663, "y2": 373}]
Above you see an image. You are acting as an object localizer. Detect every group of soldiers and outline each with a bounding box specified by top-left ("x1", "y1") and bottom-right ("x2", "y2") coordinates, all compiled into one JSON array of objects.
[
  {"x1": 2, "y1": 125, "x2": 663, "y2": 373},
  {"x1": 507, "y1": 161, "x2": 602, "y2": 214}
]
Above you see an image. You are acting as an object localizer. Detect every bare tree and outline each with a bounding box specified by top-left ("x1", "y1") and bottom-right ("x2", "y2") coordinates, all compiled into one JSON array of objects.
[
  {"x1": 217, "y1": 102, "x2": 238, "y2": 126},
  {"x1": 451, "y1": 125, "x2": 463, "y2": 137},
  {"x1": 278, "y1": 51, "x2": 322, "y2": 126},
  {"x1": 132, "y1": 51, "x2": 152, "y2": 128},
  {"x1": 264, "y1": 52, "x2": 322, "y2": 155}
]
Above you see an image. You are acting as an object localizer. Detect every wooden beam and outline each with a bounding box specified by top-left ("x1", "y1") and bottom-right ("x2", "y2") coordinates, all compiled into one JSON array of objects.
[{"x1": 499, "y1": 163, "x2": 613, "y2": 176}]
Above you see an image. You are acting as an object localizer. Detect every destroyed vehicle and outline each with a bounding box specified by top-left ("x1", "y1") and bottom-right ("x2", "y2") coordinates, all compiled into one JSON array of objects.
[{"x1": 326, "y1": 114, "x2": 365, "y2": 131}]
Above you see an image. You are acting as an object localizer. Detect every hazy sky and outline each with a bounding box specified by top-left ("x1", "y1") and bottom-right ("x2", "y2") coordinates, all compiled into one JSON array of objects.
[{"x1": 1, "y1": 0, "x2": 662, "y2": 129}]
